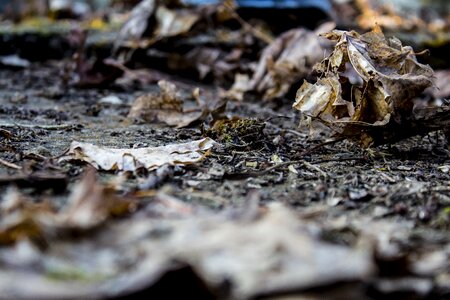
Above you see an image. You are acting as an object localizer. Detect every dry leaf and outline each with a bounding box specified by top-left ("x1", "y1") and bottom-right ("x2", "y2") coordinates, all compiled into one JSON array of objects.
[
  {"x1": 293, "y1": 28, "x2": 446, "y2": 147},
  {"x1": 128, "y1": 80, "x2": 206, "y2": 128},
  {"x1": 55, "y1": 169, "x2": 131, "y2": 229},
  {"x1": 250, "y1": 27, "x2": 326, "y2": 100},
  {"x1": 226, "y1": 23, "x2": 333, "y2": 101},
  {"x1": 155, "y1": 5, "x2": 199, "y2": 38},
  {"x1": 61, "y1": 138, "x2": 215, "y2": 172},
  {"x1": 114, "y1": 0, "x2": 156, "y2": 51},
  {"x1": 0, "y1": 171, "x2": 136, "y2": 245}
]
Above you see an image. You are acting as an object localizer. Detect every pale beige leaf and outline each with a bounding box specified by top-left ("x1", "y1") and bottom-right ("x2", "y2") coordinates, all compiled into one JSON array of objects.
[{"x1": 63, "y1": 138, "x2": 215, "y2": 172}]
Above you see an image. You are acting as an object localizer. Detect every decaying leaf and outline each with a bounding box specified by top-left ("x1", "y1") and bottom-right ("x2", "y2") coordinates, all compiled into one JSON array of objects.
[
  {"x1": 250, "y1": 26, "x2": 330, "y2": 100},
  {"x1": 0, "y1": 170, "x2": 136, "y2": 246},
  {"x1": 55, "y1": 169, "x2": 136, "y2": 229},
  {"x1": 225, "y1": 24, "x2": 333, "y2": 101},
  {"x1": 128, "y1": 80, "x2": 206, "y2": 128},
  {"x1": 293, "y1": 28, "x2": 449, "y2": 147},
  {"x1": 61, "y1": 138, "x2": 215, "y2": 172}
]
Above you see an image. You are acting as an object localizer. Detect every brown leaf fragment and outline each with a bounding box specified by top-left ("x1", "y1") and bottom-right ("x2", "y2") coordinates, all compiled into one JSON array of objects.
[
  {"x1": 0, "y1": 188, "x2": 53, "y2": 246},
  {"x1": 55, "y1": 169, "x2": 137, "y2": 230},
  {"x1": 128, "y1": 80, "x2": 206, "y2": 128},
  {"x1": 0, "y1": 171, "x2": 137, "y2": 246},
  {"x1": 57, "y1": 169, "x2": 112, "y2": 229}
]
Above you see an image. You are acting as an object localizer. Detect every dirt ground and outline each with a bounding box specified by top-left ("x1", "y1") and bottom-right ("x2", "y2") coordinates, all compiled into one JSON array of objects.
[{"x1": 0, "y1": 56, "x2": 448, "y2": 299}]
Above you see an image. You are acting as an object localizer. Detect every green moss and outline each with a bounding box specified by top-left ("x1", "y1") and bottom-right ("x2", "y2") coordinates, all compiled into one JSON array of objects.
[
  {"x1": 45, "y1": 266, "x2": 109, "y2": 282},
  {"x1": 205, "y1": 117, "x2": 265, "y2": 145}
]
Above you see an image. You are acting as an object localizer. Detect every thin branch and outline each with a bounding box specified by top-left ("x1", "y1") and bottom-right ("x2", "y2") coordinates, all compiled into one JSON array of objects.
[
  {"x1": 0, "y1": 158, "x2": 21, "y2": 170},
  {"x1": 0, "y1": 123, "x2": 75, "y2": 130},
  {"x1": 224, "y1": 137, "x2": 345, "y2": 179}
]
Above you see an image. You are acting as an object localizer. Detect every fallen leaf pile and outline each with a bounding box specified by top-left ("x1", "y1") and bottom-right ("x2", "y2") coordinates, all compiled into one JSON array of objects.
[
  {"x1": 1, "y1": 186, "x2": 447, "y2": 299},
  {"x1": 293, "y1": 27, "x2": 450, "y2": 147},
  {"x1": 60, "y1": 138, "x2": 215, "y2": 172},
  {"x1": 113, "y1": 0, "x2": 340, "y2": 102},
  {"x1": 0, "y1": 189, "x2": 375, "y2": 299},
  {"x1": 114, "y1": 0, "x2": 258, "y2": 83}
]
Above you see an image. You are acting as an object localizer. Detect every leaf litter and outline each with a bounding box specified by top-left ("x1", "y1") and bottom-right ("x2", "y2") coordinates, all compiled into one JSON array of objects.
[
  {"x1": 0, "y1": 183, "x2": 377, "y2": 299},
  {"x1": 0, "y1": 1, "x2": 449, "y2": 299}
]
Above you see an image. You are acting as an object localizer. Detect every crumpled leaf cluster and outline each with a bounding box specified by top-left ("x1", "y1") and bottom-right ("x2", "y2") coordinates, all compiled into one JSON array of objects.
[
  {"x1": 293, "y1": 27, "x2": 448, "y2": 147},
  {"x1": 109, "y1": 0, "x2": 333, "y2": 100}
]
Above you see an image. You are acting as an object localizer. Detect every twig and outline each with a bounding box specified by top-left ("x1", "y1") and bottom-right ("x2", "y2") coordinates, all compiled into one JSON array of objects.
[
  {"x1": 224, "y1": 138, "x2": 345, "y2": 179},
  {"x1": 228, "y1": 8, "x2": 273, "y2": 44},
  {"x1": 310, "y1": 157, "x2": 366, "y2": 164},
  {"x1": 294, "y1": 137, "x2": 346, "y2": 158},
  {"x1": 0, "y1": 123, "x2": 74, "y2": 130},
  {"x1": 265, "y1": 115, "x2": 294, "y2": 122},
  {"x1": 224, "y1": 159, "x2": 315, "y2": 179},
  {"x1": 284, "y1": 129, "x2": 307, "y2": 138},
  {"x1": 302, "y1": 161, "x2": 328, "y2": 178},
  {"x1": 0, "y1": 158, "x2": 21, "y2": 170}
]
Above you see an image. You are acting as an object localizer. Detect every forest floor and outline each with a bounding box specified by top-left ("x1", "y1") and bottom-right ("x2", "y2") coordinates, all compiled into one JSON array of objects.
[
  {"x1": 0, "y1": 1, "x2": 449, "y2": 295},
  {"x1": 0, "y1": 57, "x2": 448, "y2": 299}
]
